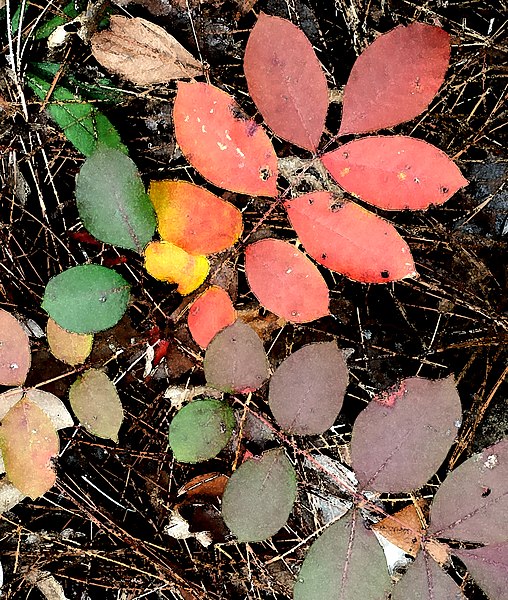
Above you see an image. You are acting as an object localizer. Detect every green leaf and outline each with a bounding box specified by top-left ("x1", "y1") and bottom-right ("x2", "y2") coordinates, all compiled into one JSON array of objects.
[
  {"x1": 42, "y1": 265, "x2": 130, "y2": 334},
  {"x1": 34, "y1": 1, "x2": 78, "y2": 40},
  {"x1": 25, "y1": 74, "x2": 126, "y2": 156},
  {"x1": 168, "y1": 399, "x2": 235, "y2": 463},
  {"x1": 76, "y1": 147, "x2": 156, "y2": 251},
  {"x1": 69, "y1": 369, "x2": 124, "y2": 442},
  {"x1": 222, "y1": 448, "x2": 297, "y2": 542}
]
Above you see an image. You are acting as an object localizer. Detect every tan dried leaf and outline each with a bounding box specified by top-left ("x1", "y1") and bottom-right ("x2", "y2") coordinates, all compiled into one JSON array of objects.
[
  {"x1": 372, "y1": 500, "x2": 427, "y2": 557},
  {"x1": 91, "y1": 16, "x2": 202, "y2": 85}
]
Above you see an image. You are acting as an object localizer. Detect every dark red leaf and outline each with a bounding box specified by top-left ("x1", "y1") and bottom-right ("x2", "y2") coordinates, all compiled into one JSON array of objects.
[
  {"x1": 173, "y1": 82, "x2": 278, "y2": 197},
  {"x1": 339, "y1": 23, "x2": 450, "y2": 135},
  {"x1": 269, "y1": 341, "x2": 348, "y2": 435},
  {"x1": 244, "y1": 238, "x2": 329, "y2": 322},
  {"x1": 322, "y1": 136, "x2": 468, "y2": 210},
  {"x1": 285, "y1": 192, "x2": 417, "y2": 283},
  {"x1": 454, "y1": 543, "x2": 508, "y2": 600},
  {"x1": 351, "y1": 376, "x2": 462, "y2": 492},
  {"x1": 244, "y1": 13, "x2": 328, "y2": 152},
  {"x1": 429, "y1": 439, "x2": 508, "y2": 544}
]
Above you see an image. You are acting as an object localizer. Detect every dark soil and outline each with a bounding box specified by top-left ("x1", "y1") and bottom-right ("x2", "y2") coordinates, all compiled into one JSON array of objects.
[{"x1": 0, "y1": 0, "x2": 507, "y2": 598}]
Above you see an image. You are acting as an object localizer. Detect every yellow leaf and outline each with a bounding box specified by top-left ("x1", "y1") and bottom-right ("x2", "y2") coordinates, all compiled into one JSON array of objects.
[
  {"x1": 46, "y1": 318, "x2": 93, "y2": 366},
  {"x1": 144, "y1": 241, "x2": 209, "y2": 295}
]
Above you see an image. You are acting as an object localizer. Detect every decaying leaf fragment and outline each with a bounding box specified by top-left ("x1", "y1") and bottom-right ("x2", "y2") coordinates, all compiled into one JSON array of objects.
[{"x1": 91, "y1": 16, "x2": 202, "y2": 85}]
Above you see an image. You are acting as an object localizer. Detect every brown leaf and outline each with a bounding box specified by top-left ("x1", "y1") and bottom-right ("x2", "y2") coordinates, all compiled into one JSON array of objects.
[
  {"x1": 91, "y1": 16, "x2": 202, "y2": 86},
  {"x1": 372, "y1": 500, "x2": 427, "y2": 556}
]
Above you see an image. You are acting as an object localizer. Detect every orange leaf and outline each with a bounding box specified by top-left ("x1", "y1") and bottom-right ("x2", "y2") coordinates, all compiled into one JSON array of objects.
[
  {"x1": 144, "y1": 241, "x2": 209, "y2": 295},
  {"x1": 322, "y1": 136, "x2": 468, "y2": 210},
  {"x1": 244, "y1": 238, "x2": 329, "y2": 322},
  {"x1": 173, "y1": 82, "x2": 278, "y2": 197},
  {"x1": 285, "y1": 192, "x2": 417, "y2": 283},
  {"x1": 149, "y1": 181, "x2": 243, "y2": 254},
  {"x1": 372, "y1": 501, "x2": 427, "y2": 556},
  {"x1": 188, "y1": 286, "x2": 236, "y2": 348}
]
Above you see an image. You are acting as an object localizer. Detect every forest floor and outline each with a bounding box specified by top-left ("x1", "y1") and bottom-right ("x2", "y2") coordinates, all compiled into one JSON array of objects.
[{"x1": 0, "y1": 0, "x2": 507, "y2": 598}]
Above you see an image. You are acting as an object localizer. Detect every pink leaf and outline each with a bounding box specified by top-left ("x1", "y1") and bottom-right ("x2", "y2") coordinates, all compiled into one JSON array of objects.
[
  {"x1": 339, "y1": 23, "x2": 450, "y2": 135},
  {"x1": 244, "y1": 13, "x2": 328, "y2": 152},
  {"x1": 351, "y1": 376, "x2": 462, "y2": 492},
  {"x1": 454, "y1": 543, "x2": 508, "y2": 600},
  {"x1": 285, "y1": 192, "x2": 417, "y2": 283},
  {"x1": 188, "y1": 286, "x2": 236, "y2": 348},
  {"x1": 173, "y1": 82, "x2": 278, "y2": 197},
  {"x1": 322, "y1": 136, "x2": 468, "y2": 210},
  {"x1": 0, "y1": 309, "x2": 30, "y2": 386},
  {"x1": 244, "y1": 238, "x2": 329, "y2": 323}
]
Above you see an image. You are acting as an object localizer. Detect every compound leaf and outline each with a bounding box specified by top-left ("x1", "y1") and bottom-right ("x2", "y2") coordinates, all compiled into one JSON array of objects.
[
  {"x1": 168, "y1": 399, "x2": 235, "y2": 463},
  {"x1": 351, "y1": 376, "x2": 462, "y2": 492},
  {"x1": 294, "y1": 510, "x2": 391, "y2": 600},
  {"x1": 76, "y1": 146, "x2": 156, "y2": 252},
  {"x1": 0, "y1": 309, "x2": 30, "y2": 386},
  {"x1": 269, "y1": 342, "x2": 349, "y2": 435},
  {"x1": 149, "y1": 180, "x2": 243, "y2": 255},
  {"x1": 454, "y1": 543, "x2": 508, "y2": 600},
  {"x1": 204, "y1": 319, "x2": 269, "y2": 393},
  {"x1": 0, "y1": 397, "x2": 59, "y2": 499},
  {"x1": 339, "y1": 23, "x2": 450, "y2": 135},
  {"x1": 245, "y1": 238, "x2": 329, "y2": 322},
  {"x1": 428, "y1": 438, "x2": 508, "y2": 544},
  {"x1": 69, "y1": 369, "x2": 124, "y2": 442},
  {"x1": 42, "y1": 265, "x2": 130, "y2": 334},
  {"x1": 173, "y1": 82, "x2": 278, "y2": 197},
  {"x1": 222, "y1": 448, "x2": 297, "y2": 542},
  {"x1": 285, "y1": 192, "x2": 416, "y2": 283},
  {"x1": 391, "y1": 551, "x2": 465, "y2": 600},
  {"x1": 322, "y1": 136, "x2": 468, "y2": 210},
  {"x1": 188, "y1": 286, "x2": 236, "y2": 348},
  {"x1": 244, "y1": 13, "x2": 328, "y2": 152},
  {"x1": 46, "y1": 317, "x2": 93, "y2": 366}
]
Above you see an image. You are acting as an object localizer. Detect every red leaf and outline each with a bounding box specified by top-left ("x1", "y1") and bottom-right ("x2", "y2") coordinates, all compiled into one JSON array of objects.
[
  {"x1": 173, "y1": 82, "x2": 278, "y2": 197},
  {"x1": 351, "y1": 376, "x2": 462, "y2": 492},
  {"x1": 244, "y1": 238, "x2": 329, "y2": 323},
  {"x1": 0, "y1": 309, "x2": 31, "y2": 386},
  {"x1": 244, "y1": 13, "x2": 328, "y2": 152},
  {"x1": 322, "y1": 136, "x2": 468, "y2": 210},
  {"x1": 285, "y1": 192, "x2": 417, "y2": 283},
  {"x1": 339, "y1": 23, "x2": 450, "y2": 135},
  {"x1": 188, "y1": 286, "x2": 236, "y2": 348},
  {"x1": 454, "y1": 543, "x2": 508, "y2": 600}
]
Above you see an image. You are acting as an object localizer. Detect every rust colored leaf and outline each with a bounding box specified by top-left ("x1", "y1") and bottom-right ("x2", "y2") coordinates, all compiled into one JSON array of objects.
[
  {"x1": 268, "y1": 342, "x2": 348, "y2": 435},
  {"x1": 454, "y1": 543, "x2": 508, "y2": 600},
  {"x1": 339, "y1": 23, "x2": 450, "y2": 135},
  {"x1": 0, "y1": 398, "x2": 59, "y2": 499},
  {"x1": 173, "y1": 82, "x2": 278, "y2": 197},
  {"x1": 285, "y1": 192, "x2": 417, "y2": 283},
  {"x1": 178, "y1": 472, "x2": 228, "y2": 499},
  {"x1": 188, "y1": 286, "x2": 236, "y2": 348},
  {"x1": 244, "y1": 13, "x2": 328, "y2": 152},
  {"x1": 149, "y1": 181, "x2": 243, "y2": 255},
  {"x1": 372, "y1": 501, "x2": 427, "y2": 556},
  {"x1": 322, "y1": 136, "x2": 468, "y2": 210},
  {"x1": 91, "y1": 16, "x2": 201, "y2": 85},
  {"x1": 244, "y1": 238, "x2": 329, "y2": 322},
  {"x1": 0, "y1": 309, "x2": 30, "y2": 386}
]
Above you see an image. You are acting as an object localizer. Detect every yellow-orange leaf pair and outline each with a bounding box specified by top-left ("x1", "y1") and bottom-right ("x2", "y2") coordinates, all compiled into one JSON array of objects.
[{"x1": 145, "y1": 181, "x2": 243, "y2": 294}]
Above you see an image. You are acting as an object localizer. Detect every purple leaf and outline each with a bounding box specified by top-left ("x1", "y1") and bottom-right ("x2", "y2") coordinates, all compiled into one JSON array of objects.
[
  {"x1": 391, "y1": 551, "x2": 465, "y2": 600},
  {"x1": 294, "y1": 510, "x2": 391, "y2": 600},
  {"x1": 268, "y1": 341, "x2": 349, "y2": 435},
  {"x1": 351, "y1": 376, "x2": 462, "y2": 492},
  {"x1": 429, "y1": 439, "x2": 508, "y2": 544},
  {"x1": 454, "y1": 543, "x2": 508, "y2": 600}
]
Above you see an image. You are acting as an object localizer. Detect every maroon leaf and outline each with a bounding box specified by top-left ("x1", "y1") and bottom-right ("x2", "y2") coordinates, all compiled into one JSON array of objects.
[
  {"x1": 454, "y1": 543, "x2": 508, "y2": 600},
  {"x1": 285, "y1": 192, "x2": 417, "y2": 283},
  {"x1": 428, "y1": 439, "x2": 508, "y2": 544},
  {"x1": 0, "y1": 309, "x2": 30, "y2": 386},
  {"x1": 294, "y1": 510, "x2": 391, "y2": 600},
  {"x1": 204, "y1": 319, "x2": 269, "y2": 393},
  {"x1": 391, "y1": 551, "x2": 465, "y2": 600},
  {"x1": 322, "y1": 136, "x2": 468, "y2": 210},
  {"x1": 244, "y1": 13, "x2": 328, "y2": 152},
  {"x1": 244, "y1": 238, "x2": 329, "y2": 322},
  {"x1": 351, "y1": 376, "x2": 462, "y2": 492},
  {"x1": 339, "y1": 23, "x2": 450, "y2": 135},
  {"x1": 268, "y1": 342, "x2": 348, "y2": 435}
]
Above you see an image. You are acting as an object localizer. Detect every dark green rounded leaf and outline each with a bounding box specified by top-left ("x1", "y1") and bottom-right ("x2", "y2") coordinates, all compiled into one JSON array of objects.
[
  {"x1": 222, "y1": 448, "x2": 297, "y2": 542},
  {"x1": 76, "y1": 147, "x2": 156, "y2": 251},
  {"x1": 42, "y1": 265, "x2": 130, "y2": 334},
  {"x1": 168, "y1": 399, "x2": 235, "y2": 463}
]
